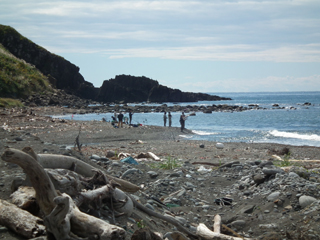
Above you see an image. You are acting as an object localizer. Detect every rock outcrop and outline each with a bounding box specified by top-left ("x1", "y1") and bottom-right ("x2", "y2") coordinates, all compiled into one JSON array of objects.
[
  {"x1": 97, "y1": 75, "x2": 231, "y2": 103},
  {"x1": 0, "y1": 25, "x2": 231, "y2": 104},
  {"x1": 0, "y1": 25, "x2": 98, "y2": 100}
]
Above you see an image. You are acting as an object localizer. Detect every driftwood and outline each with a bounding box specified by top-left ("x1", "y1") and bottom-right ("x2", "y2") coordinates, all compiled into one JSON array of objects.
[
  {"x1": 10, "y1": 186, "x2": 39, "y2": 215},
  {"x1": 75, "y1": 185, "x2": 134, "y2": 217},
  {"x1": 21, "y1": 146, "x2": 141, "y2": 193},
  {"x1": 1, "y1": 148, "x2": 126, "y2": 239},
  {"x1": 196, "y1": 215, "x2": 252, "y2": 240},
  {"x1": 192, "y1": 161, "x2": 220, "y2": 166},
  {"x1": 272, "y1": 155, "x2": 320, "y2": 163},
  {"x1": 0, "y1": 199, "x2": 46, "y2": 238},
  {"x1": 129, "y1": 195, "x2": 198, "y2": 239}
]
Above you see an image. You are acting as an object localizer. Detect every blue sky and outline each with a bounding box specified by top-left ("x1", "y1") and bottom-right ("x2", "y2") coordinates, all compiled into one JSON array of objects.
[{"x1": 1, "y1": 0, "x2": 320, "y2": 92}]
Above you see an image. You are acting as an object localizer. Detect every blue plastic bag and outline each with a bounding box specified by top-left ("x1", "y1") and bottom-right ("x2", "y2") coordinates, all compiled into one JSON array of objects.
[{"x1": 120, "y1": 156, "x2": 138, "y2": 165}]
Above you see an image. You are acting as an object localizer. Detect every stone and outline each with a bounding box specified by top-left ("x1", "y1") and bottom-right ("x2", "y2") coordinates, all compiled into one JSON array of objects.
[
  {"x1": 230, "y1": 220, "x2": 246, "y2": 230},
  {"x1": 106, "y1": 150, "x2": 116, "y2": 158},
  {"x1": 147, "y1": 171, "x2": 158, "y2": 179},
  {"x1": 131, "y1": 227, "x2": 162, "y2": 240},
  {"x1": 90, "y1": 154, "x2": 101, "y2": 160},
  {"x1": 267, "y1": 192, "x2": 281, "y2": 201},
  {"x1": 299, "y1": 195, "x2": 318, "y2": 208},
  {"x1": 262, "y1": 168, "x2": 284, "y2": 176},
  {"x1": 237, "y1": 204, "x2": 256, "y2": 214},
  {"x1": 288, "y1": 172, "x2": 300, "y2": 178},
  {"x1": 216, "y1": 143, "x2": 224, "y2": 149},
  {"x1": 253, "y1": 174, "x2": 266, "y2": 185}
]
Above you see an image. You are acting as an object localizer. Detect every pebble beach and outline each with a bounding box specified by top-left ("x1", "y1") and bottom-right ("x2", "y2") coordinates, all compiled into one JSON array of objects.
[{"x1": 1, "y1": 106, "x2": 320, "y2": 239}]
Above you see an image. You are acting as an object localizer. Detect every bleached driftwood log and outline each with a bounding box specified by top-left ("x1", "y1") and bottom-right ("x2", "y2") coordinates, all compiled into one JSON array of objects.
[
  {"x1": 75, "y1": 185, "x2": 134, "y2": 217},
  {"x1": 129, "y1": 195, "x2": 198, "y2": 239},
  {"x1": 1, "y1": 148, "x2": 126, "y2": 239},
  {"x1": 196, "y1": 215, "x2": 252, "y2": 240},
  {"x1": 0, "y1": 199, "x2": 46, "y2": 238},
  {"x1": 22, "y1": 147, "x2": 140, "y2": 193},
  {"x1": 272, "y1": 155, "x2": 320, "y2": 163},
  {"x1": 10, "y1": 186, "x2": 39, "y2": 215}
]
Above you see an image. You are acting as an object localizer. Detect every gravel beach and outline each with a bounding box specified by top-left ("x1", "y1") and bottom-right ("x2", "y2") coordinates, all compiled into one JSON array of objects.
[{"x1": 1, "y1": 106, "x2": 320, "y2": 239}]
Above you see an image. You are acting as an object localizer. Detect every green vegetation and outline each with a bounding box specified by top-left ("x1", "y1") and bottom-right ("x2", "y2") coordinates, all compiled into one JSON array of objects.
[
  {"x1": 0, "y1": 44, "x2": 51, "y2": 105},
  {"x1": 0, "y1": 98, "x2": 23, "y2": 108},
  {"x1": 150, "y1": 155, "x2": 182, "y2": 170},
  {"x1": 274, "y1": 151, "x2": 300, "y2": 168},
  {"x1": 136, "y1": 219, "x2": 146, "y2": 229}
]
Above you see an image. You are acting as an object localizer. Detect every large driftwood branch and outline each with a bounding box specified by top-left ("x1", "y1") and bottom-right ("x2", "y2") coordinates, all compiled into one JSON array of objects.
[
  {"x1": 129, "y1": 195, "x2": 198, "y2": 240},
  {"x1": 1, "y1": 148, "x2": 126, "y2": 240},
  {"x1": 75, "y1": 185, "x2": 134, "y2": 217},
  {"x1": 196, "y1": 215, "x2": 252, "y2": 240},
  {"x1": 272, "y1": 155, "x2": 320, "y2": 162},
  {"x1": 2, "y1": 148, "x2": 57, "y2": 215},
  {"x1": 0, "y1": 199, "x2": 46, "y2": 239},
  {"x1": 21, "y1": 146, "x2": 140, "y2": 193},
  {"x1": 44, "y1": 195, "x2": 72, "y2": 240}
]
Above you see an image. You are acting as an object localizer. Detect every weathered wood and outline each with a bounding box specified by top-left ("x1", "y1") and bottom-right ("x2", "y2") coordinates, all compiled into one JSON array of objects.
[
  {"x1": 2, "y1": 148, "x2": 57, "y2": 215},
  {"x1": 0, "y1": 199, "x2": 46, "y2": 239},
  {"x1": 129, "y1": 195, "x2": 198, "y2": 239},
  {"x1": 197, "y1": 219, "x2": 252, "y2": 240},
  {"x1": 192, "y1": 161, "x2": 220, "y2": 167},
  {"x1": 272, "y1": 154, "x2": 320, "y2": 162},
  {"x1": 46, "y1": 168, "x2": 84, "y2": 197},
  {"x1": 213, "y1": 214, "x2": 221, "y2": 233},
  {"x1": 75, "y1": 185, "x2": 134, "y2": 217},
  {"x1": 10, "y1": 186, "x2": 39, "y2": 215},
  {"x1": 1, "y1": 148, "x2": 126, "y2": 240},
  {"x1": 44, "y1": 195, "x2": 72, "y2": 240},
  {"x1": 37, "y1": 152, "x2": 141, "y2": 193}
]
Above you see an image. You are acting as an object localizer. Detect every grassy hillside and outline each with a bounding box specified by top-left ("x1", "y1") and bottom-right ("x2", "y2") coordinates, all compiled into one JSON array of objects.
[{"x1": 0, "y1": 43, "x2": 52, "y2": 107}]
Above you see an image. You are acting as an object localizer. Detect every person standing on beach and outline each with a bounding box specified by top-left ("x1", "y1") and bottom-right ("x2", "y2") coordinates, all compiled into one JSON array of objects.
[
  {"x1": 117, "y1": 112, "x2": 124, "y2": 128},
  {"x1": 168, "y1": 112, "x2": 172, "y2": 127},
  {"x1": 129, "y1": 110, "x2": 133, "y2": 124},
  {"x1": 163, "y1": 112, "x2": 167, "y2": 127},
  {"x1": 179, "y1": 112, "x2": 186, "y2": 132}
]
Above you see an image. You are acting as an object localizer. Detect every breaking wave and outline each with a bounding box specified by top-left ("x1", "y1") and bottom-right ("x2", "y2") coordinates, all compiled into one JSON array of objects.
[{"x1": 270, "y1": 130, "x2": 320, "y2": 141}]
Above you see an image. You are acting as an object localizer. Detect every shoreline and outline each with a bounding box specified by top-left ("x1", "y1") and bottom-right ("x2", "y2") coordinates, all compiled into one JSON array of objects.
[
  {"x1": 1, "y1": 106, "x2": 320, "y2": 239},
  {"x1": 1, "y1": 106, "x2": 320, "y2": 164}
]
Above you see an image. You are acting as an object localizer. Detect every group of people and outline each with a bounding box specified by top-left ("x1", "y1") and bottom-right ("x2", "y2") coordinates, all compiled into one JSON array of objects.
[
  {"x1": 111, "y1": 110, "x2": 187, "y2": 131},
  {"x1": 163, "y1": 111, "x2": 186, "y2": 132},
  {"x1": 112, "y1": 110, "x2": 134, "y2": 128}
]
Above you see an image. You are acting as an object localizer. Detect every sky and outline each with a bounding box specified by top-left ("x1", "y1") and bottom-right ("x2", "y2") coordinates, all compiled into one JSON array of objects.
[{"x1": 1, "y1": 0, "x2": 320, "y2": 93}]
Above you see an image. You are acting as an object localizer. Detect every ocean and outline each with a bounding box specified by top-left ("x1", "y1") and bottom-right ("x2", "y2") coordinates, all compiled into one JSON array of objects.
[{"x1": 53, "y1": 92, "x2": 320, "y2": 147}]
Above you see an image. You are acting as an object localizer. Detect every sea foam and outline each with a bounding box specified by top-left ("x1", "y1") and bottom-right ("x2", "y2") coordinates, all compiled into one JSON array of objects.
[
  {"x1": 270, "y1": 130, "x2": 320, "y2": 141},
  {"x1": 192, "y1": 130, "x2": 217, "y2": 136}
]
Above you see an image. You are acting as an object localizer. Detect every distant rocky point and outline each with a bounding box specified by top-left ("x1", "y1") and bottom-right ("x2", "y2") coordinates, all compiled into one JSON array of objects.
[
  {"x1": 97, "y1": 75, "x2": 231, "y2": 103},
  {"x1": 0, "y1": 25, "x2": 231, "y2": 104}
]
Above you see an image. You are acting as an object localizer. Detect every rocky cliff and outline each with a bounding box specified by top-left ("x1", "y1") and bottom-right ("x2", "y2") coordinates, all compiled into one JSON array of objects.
[
  {"x1": 0, "y1": 25, "x2": 98, "y2": 100},
  {"x1": 0, "y1": 25, "x2": 231, "y2": 104},
  {"x1": 97, "y1": 75, "x2": 231, "y2": 103}
]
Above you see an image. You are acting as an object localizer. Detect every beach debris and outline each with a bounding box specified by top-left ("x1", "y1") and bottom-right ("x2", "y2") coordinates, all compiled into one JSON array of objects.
[
  {"x1": 0, "y1": 199, "x2": 46, "y2": 239},
  {"x1": 196, "y1": 215, "x2": 252, "y2": 240},
  {"x1": 120, "y1": 156, "x2": 139, "y2": 165},
  {"x1": 74, "y1": 126, "x2": 82, "y2": 152},
  {"x1": 216, "y1": 142, "x2": 224, "y2": 149},
  {"x1": 147, "y1": 152, "x2": 161, "y2": 161},
  {"x1": 1, "y1": 148, "x2": 128, "y2": 239}
]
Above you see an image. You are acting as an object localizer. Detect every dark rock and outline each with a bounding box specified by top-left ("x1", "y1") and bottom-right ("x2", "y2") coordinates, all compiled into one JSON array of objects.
[
  {"x1": 131, "y1": 227, "x2": 162, "y2": 240},
  {"x1": 253, "y1": 174, "x2": 266, "y2": 185}
]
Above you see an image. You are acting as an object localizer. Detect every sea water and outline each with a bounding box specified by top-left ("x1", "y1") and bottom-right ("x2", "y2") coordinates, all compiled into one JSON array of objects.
[{"x1": 53, "y1": 92, "x2": 320, "y2": 147}]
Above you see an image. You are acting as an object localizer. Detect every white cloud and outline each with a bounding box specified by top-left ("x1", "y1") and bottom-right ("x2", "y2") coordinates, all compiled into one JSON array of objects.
[{"x1": 178, "y1": 75, "x2": 320, "y2": 92}]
